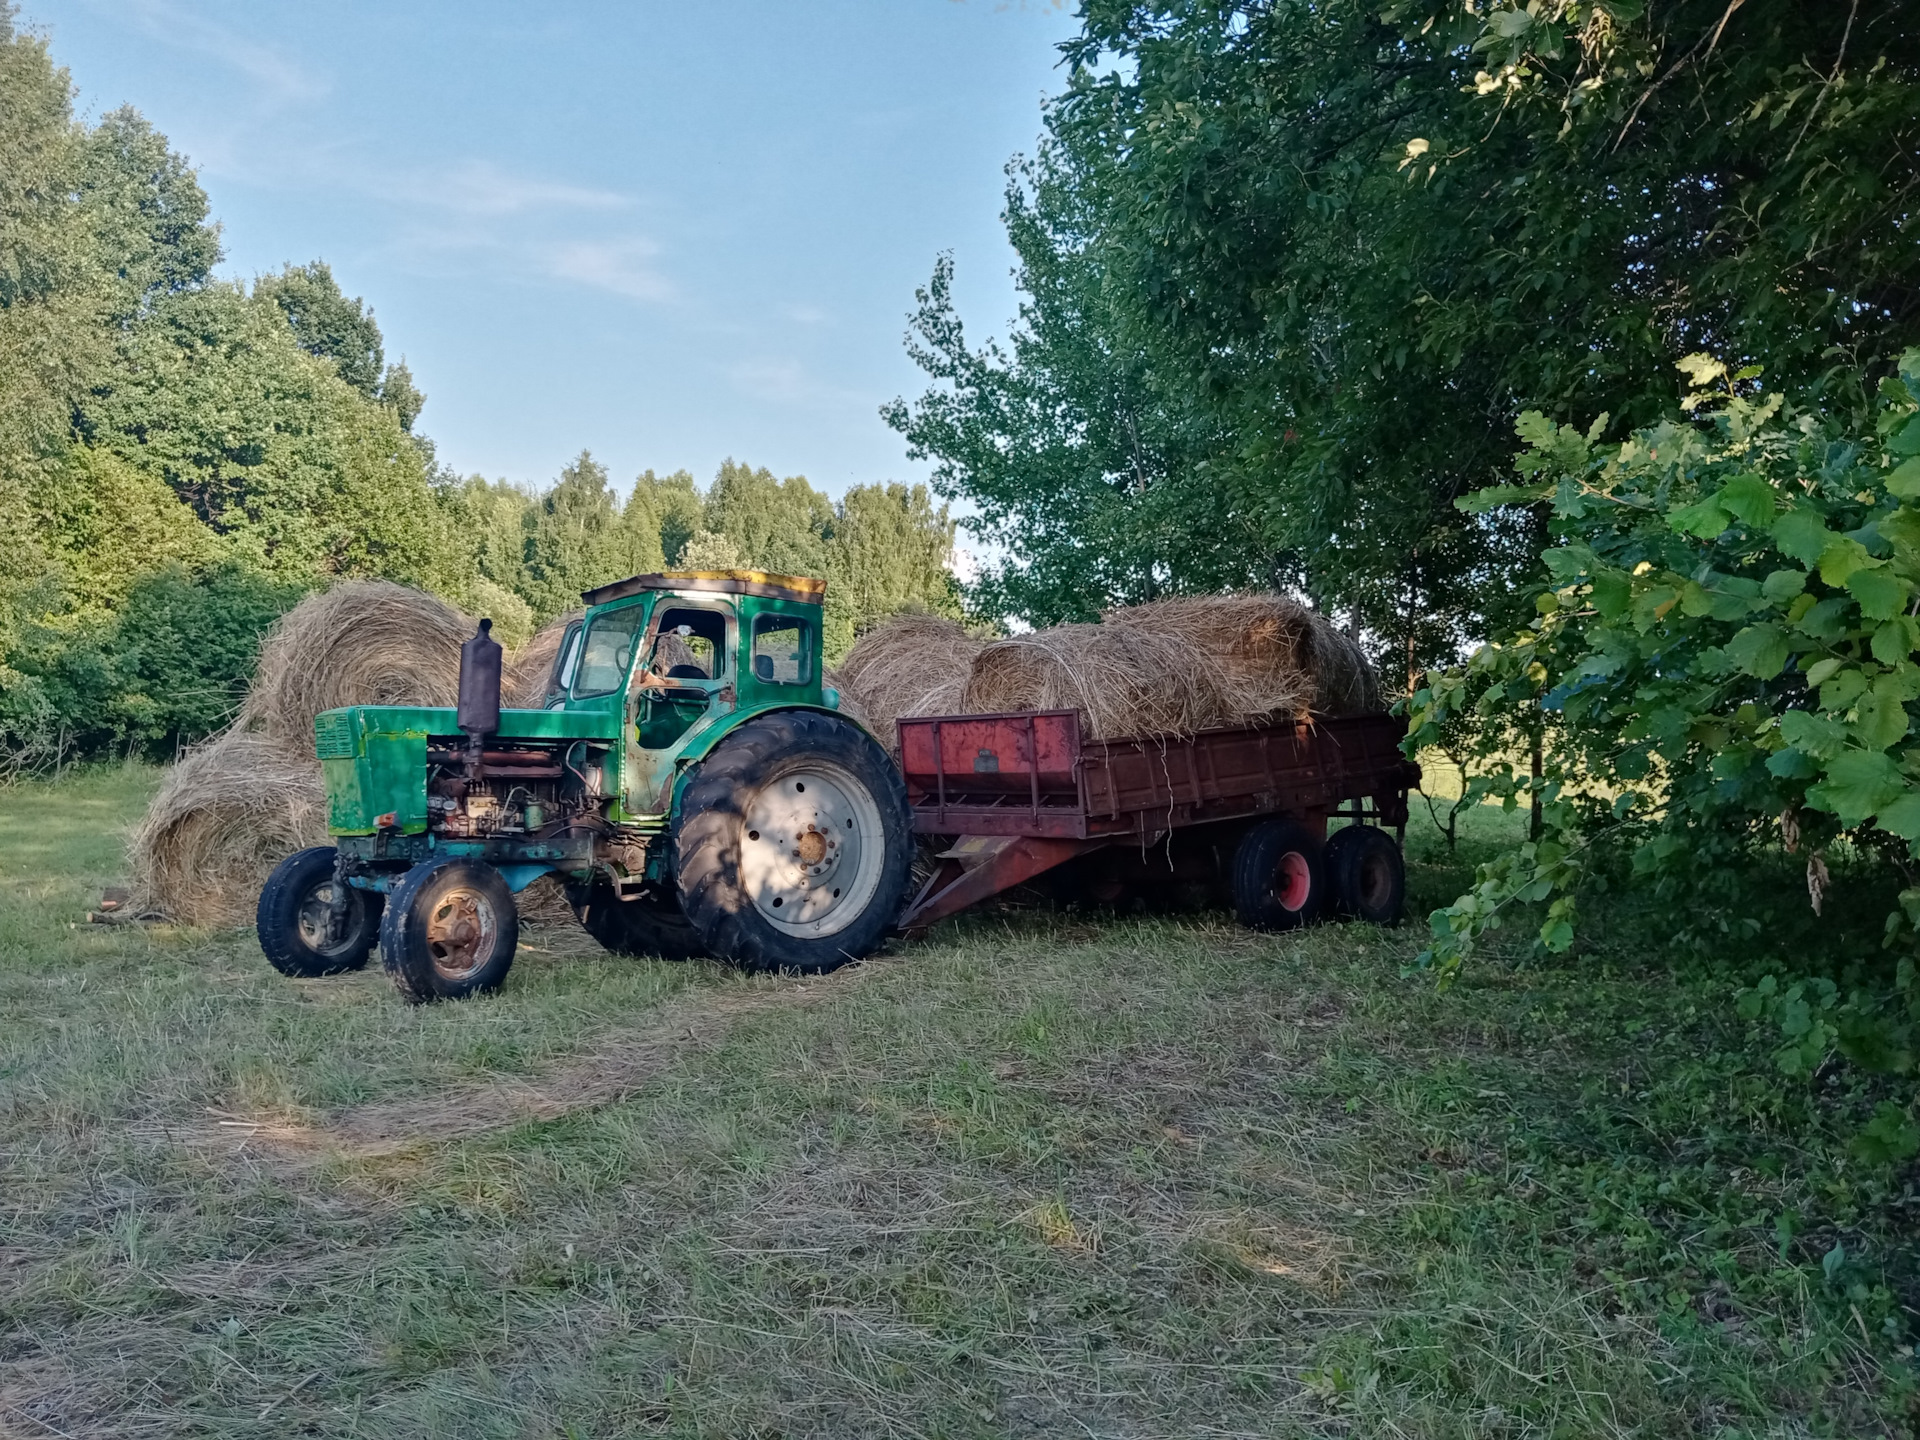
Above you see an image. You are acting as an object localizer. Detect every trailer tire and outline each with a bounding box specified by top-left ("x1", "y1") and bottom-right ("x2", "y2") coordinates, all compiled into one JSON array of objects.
[
  {"x1": 1324, "y1": 824, "x2": 1405, "y2": 925},
  {"x1": 1232, "y1": 819, "x2": 1327, "y2": 931},
  {"x1": 257, "y1": 846, "x2": 382, "y2": 977},
  {"x1": 674, "y1": 710, "x2": 911, "y2": 974},
  {"x1": 567, "y1": 881, "x2": 707, "y2": 961},
  {"x1": 379, "y1": 858, "x2": 519, "y2": 1003}
]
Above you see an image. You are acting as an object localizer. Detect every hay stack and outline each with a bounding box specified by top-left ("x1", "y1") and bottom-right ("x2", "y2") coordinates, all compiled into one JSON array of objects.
[
  {"x1": 506, "y1": 613, "x2": 578, "y2": 707},
  {"x1": 834, "y1": 593, "x2": 1381, "y2": 747},
  {"x1": 128, "y1": 731, "x2": 328, "y2": 927},
  {"x1": 241, "y1": 581, "x2": 472, "y2": 756},
  {"x1": 829, "y1": 614, "x2": 983, "y2": 748},
  {"x1": 1115, "y1": 594, "x2": 1380, "y2": 720},
  {"x1": 962, "y1": 623, "x2": 1259, "y2": 739}
]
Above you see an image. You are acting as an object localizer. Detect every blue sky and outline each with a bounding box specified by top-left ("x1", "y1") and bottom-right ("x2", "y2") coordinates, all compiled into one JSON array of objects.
[{"x1": 25, "y1": 0, "x2": 1079, "y2": 497}]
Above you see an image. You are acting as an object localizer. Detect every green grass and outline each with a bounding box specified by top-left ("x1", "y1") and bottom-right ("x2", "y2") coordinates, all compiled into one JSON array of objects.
[{"x1": 0, "y1": 767, "x2": 1913, "y2": 1436}]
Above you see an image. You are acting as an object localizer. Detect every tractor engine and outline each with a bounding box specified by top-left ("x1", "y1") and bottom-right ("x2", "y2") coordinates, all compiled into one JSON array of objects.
[{"x1": 424, "y1": 739, "x2": 605, "y2": 839}]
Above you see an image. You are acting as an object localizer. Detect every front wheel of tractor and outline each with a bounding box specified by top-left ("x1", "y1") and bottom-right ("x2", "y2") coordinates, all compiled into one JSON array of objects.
[
  {"x1": 256, "y1": 846, "x2": 382, "y2": 978},
  {"x1": 379, "y1": 858, "x2": 519, "y2": 1003}
]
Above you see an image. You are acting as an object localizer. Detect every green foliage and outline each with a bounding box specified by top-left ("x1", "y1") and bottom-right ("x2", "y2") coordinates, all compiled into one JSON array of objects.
[
  {"x1": 1409, "y1": 351, "x2": 1920, "y2": 1149},
  {"x1": 891, "y1": 0, "x2": 1920, "y2": 667}
]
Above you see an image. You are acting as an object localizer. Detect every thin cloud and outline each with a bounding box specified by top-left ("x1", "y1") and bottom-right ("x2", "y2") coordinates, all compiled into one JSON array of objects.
[
  {"x1": 403, "y1": 160, "x2": 631, "y2": 219},
  {"x1": 547, "y1": 239, "x2": 674, "y2": 303},
  {"x1": 728, "y1": 358, "x2": 866, "y2": 408},
  {"x1": 121, "y1": 0, "x2": 326, "y2": 104}
]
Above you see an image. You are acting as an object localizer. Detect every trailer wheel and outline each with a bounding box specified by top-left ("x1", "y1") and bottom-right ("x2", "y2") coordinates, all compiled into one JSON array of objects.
[
  {"x1": 379, "y1": 858, "x2": 519, "y2": 1003},
  {"x1": 1232, "y1": 820, "x2": 1327, "y2": 931},
  {"x1": 256, "y1": 846, "x2": 382, "y2": 977},
  {"x1": 567, "y1": 881, "x2": 707, "y2": 961},
  {"x1": 675, "y1": 710, "x2": 911, "y2": 974},
  {"x1": 1324, "y1": 824, "x2": 1405, "y2": 925}
]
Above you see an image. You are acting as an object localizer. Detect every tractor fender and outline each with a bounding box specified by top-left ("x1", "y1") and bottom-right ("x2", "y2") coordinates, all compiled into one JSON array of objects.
[{"x1": 665, "y1": 702, "x2": 878, "y2": 823}]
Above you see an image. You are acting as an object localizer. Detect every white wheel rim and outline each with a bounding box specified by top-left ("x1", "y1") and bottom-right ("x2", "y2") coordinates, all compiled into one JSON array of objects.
[{"x1": 739, "y1": 762, "x2": 886, "y2": 938}]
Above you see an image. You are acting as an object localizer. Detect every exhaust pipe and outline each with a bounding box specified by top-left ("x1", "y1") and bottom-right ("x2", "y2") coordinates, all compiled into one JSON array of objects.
[{"x1": 458, "y1": 618, "x2": 503, "y2": 774}]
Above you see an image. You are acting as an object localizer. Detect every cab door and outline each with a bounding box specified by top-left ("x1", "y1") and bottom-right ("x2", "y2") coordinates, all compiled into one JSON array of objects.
[{"x1": 624, "y1": 598, "x2": 737, "y2": 816}]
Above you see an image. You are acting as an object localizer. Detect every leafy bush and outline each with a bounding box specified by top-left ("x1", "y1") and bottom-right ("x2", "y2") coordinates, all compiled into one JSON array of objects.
[
  {"x1": 4, "y1": 564, "x2": 305, "y2": 768},
  {"x1": 1407, "y1": 351, "x2": 1920, "y2": 1153}
]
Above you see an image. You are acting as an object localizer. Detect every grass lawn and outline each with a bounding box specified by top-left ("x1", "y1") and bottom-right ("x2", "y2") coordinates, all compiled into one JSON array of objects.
[{"x1": 0, "y1": 766, "x2": 1912, "y2": 1436}]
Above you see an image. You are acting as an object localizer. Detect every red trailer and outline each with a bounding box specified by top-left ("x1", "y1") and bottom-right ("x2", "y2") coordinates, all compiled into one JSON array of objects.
[{"x1": 896, "y1": 710, "x2": 1420, "y2": 933}]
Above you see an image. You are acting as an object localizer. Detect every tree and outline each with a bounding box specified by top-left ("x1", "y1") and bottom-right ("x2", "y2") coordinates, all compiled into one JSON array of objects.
[
  {"x1": 824, "y1": 481, "x2": 961, "y2": 655},
  {"x1": 702, "y1": 459, "x2": 833, "y2": 580},
  {"x1": 891, "y1": 0, "x2": 1920, "y2": 679},
  {"x1": 522, "y1": 451, "x2": 624, "y2": 620},
  {"x1": 254, "y1": 260, "x2": 384, "y2": 396},
  {"x1": 630, "y1": 468, "x2": 703, "y2": 565}
]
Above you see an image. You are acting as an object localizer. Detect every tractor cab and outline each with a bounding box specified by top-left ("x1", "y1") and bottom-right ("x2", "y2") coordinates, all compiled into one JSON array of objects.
[{"x1": 546, "y1": 569, "x2": 831, "y2": 820}]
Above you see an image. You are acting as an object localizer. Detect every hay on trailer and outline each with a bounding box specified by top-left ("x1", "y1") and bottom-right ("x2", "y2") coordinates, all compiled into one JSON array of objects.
[
  {"x1": 961, "y1": 623, "x2": 1259, "y2": 740},
  {"x1": 241, "y1": 581, "x2": 472, "y2": 756},
  {"x1": 1114, "y1": 594, "x2": 1381, "y2": 719},
  {"x1": 829, "y1": 614, "x2": 984, "y2": 748},
  {"x1": 505, "y1": 613, "x2": 579, "y2": 708},
  {"x1": 513, "y1": 873, "x2": 579, "y2": 927},
  {"x1": 128, "y1": 731, "x2": 327, "y2": 928}
]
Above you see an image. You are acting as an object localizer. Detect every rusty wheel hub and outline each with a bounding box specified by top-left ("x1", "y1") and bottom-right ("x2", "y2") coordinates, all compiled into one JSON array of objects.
[{"x1": 426, "y1": 887, "x2": 496, "y2": 981}]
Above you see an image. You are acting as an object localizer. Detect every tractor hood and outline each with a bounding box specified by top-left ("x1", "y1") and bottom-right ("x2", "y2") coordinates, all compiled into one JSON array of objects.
[{"x1": 316, "y1": 705, "x2": 620, "y2": 836}]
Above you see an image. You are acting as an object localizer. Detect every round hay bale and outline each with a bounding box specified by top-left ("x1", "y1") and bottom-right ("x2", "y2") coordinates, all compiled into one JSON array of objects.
[
  {"x1": 241, "y1": 581, "x2": 472, "y2": 756},
  {"x1": 1299, "y1": 610, "x2": 1383, "y2": 715},
  {"x1": 831, "y1": 614, "x2": 983, "y2": 748},
  {"x1": 962, "y1": 623, "x2": 1243, "y2": 739},
  {"x1": 505, "y1": 613, "x2": 579, "y2": 708},
  {"x1": 1113, "y1": 594, "x2": 1378, "y2": 719},
  {"x1": 128, "y1": 731, "x2": 327, "y2": 928}
]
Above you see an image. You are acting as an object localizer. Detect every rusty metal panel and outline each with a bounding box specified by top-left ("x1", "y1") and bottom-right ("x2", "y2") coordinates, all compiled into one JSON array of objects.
[{"x1": 902, "y1": 709, "x2": 1415, "y2": 839}]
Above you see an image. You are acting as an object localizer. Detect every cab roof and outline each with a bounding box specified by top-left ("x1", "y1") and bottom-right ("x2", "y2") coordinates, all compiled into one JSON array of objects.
[{"x1": 580, "y1": 569, "x2": 826, "y2": 608}]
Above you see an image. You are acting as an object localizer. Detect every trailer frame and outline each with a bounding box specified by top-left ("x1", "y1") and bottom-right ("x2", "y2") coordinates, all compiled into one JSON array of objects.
[{"x1": 897, "y1": 710, "x2": 1419, "y2": 932}]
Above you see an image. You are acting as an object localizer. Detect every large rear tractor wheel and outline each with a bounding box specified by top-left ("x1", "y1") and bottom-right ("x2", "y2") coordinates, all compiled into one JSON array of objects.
[
  {"x1": 1323, "y1": 823, "x2": 1406, "y2": 925},
  {"x1": 567, "y1": 881, "x2": 707, "y2": 961},
  {"x1": 257, "y1": 846, "x2": 382, "y2": 978},
  {"x1": 379, "y1": 858, "x2": 519, "y2": 1003},
  {"x1": 674, "y1": 710, "x2": 912, "y2": 974},
  {"x1": 1232, "y1": 819, "x2": 1327, "y2": 932}
]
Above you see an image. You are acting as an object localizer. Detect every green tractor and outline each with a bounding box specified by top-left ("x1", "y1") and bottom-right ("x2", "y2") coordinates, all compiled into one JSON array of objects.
[{"x1": 255, "y1": 570, "x2": 913, "y2": 1002}]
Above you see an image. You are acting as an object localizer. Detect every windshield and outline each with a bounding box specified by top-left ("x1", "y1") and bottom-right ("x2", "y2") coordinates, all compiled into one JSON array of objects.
[{"x1": 571, "y1": 602, "x2": 648, "y2": 698}]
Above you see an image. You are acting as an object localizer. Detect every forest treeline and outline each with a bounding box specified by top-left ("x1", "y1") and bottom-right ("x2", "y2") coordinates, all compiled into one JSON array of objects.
[{"x1": 0, "y1": 9, "x2": 955, "y2": 767}]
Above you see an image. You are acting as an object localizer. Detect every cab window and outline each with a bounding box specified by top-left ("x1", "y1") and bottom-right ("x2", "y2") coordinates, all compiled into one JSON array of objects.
[
  {"x1": 547, "y1": 620, "x2": 583, "y2": 706},
  {"x1": 751, "y1": 614, "x2": 811, "y2": 685},
  {"x1": 571, "y1": 604, "x2": 647, "y2": 698},
  {"x1": 645, "y1": 607, "x2": 729, "y2": 681}
]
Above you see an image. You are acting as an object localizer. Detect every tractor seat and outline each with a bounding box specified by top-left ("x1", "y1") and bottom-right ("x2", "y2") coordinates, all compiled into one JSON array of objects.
[
  {"x1": 666, "y1": 664, "x2": 707, "y2": 680},
  {"x1": 753, "y1": 654, "x2": 775, "y2": 681}
]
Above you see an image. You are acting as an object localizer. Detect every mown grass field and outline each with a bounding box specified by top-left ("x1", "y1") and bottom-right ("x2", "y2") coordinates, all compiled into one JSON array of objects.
[{"x1": 1, "y1": 766, "x2": 1912, "y2": 1437}]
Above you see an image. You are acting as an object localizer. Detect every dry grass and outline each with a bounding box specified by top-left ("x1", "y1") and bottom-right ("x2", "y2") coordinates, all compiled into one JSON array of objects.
[
  {"x1": 126, "y1": 731, "x2": 328, "y2": 926},
  {"x1": 240, "y1": 580, "x2": 473, "y2": 758},
  {"x1": 828, "y1": 613, "x2": 982, "y2": 748},
  {"x1": 504, "y1": 612, "x2": 577, "y2": 708}
]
